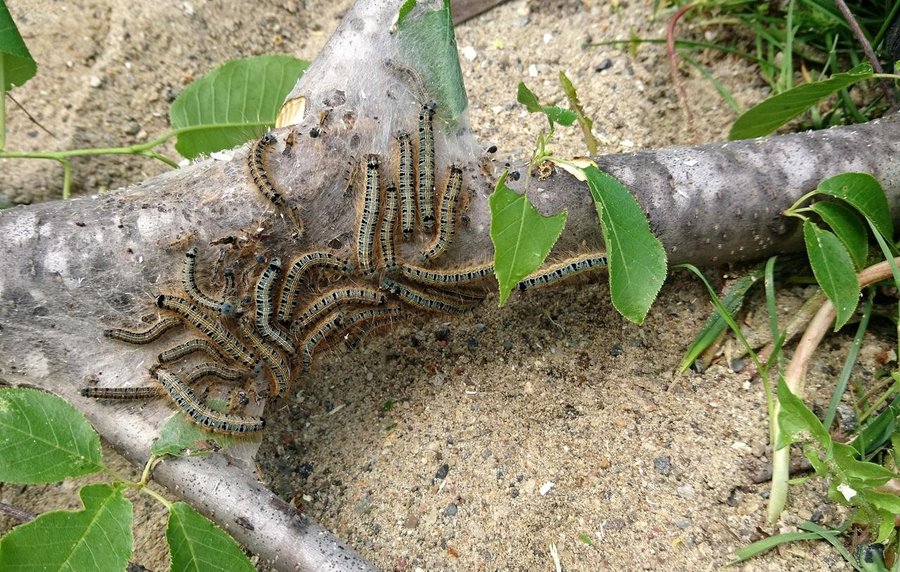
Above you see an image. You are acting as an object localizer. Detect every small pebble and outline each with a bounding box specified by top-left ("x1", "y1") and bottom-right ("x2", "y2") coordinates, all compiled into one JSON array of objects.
[
  {"x1": 539, "y1": 481, "x2": 555, "y2": 496},
  {"x1": 402, "y1": 514, "x2": 419, "y2": 529},
  {"x1": 609, "y1": 343, "x2": 623, "y2": 357},
  {"x1": 730, "y1": 357, "x2": 745, "y2": 373},
  {"x1": 434, "y1": 463, "x2": 450, "y2": 480},
  {"x1": 653, "y1": 455, "x2": 672, "y2": 475},
  {"x1": 460, "y1": 45, "x2": 477, "y2": 61},
  {"x1": 443, "y1": 504, "x2": 458, "y2": 517},
  {"x1": 593, "y1": 58, "x2": 613, "y2": 72},
  {"x1": 674, "y1": 518, "x2": 691, "y2": 529},
  {"x1": 676, "y1": 484, "x2": 695, "y2": 499}
]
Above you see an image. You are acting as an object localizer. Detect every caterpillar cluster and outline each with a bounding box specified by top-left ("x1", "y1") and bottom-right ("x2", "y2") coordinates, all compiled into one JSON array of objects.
[{"x1": 87, "y1": 99, "x2": 608, "y2": 435}]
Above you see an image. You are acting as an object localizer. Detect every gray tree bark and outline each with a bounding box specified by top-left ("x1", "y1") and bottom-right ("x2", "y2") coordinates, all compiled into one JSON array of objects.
[{"x1": 1, "y1": 0, "x2": 898, "y2": 569}]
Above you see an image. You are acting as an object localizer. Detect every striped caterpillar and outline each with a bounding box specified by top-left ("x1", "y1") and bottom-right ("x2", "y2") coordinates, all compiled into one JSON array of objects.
[
  {"x1": 292, "y1": 286, "x2": 386, "y2": 332},
  {"x1": 417, "y1": 101, "x2": 437, "y2": 230},
  {"x1": 277, "y1": 251, "x2": 354, "y2": 324},
  {"x1": 395, "y1": 130, "x2": 416, "y2": 239},
  {"x1": 380, "y1": 184, "x2": 399, "y2": 272},
  {"x1": 517, "y1": 254, "x2": 608, "y2": 291},
  {"x1": 356, "y1": 154, "x2": 382, "y2": 275},
  {"x1": 301, "y1": 311, "x2": 345, "y2": 374},
  {"x1": 400, "y1": 262, "x2": 494, "y2": 287},
  {"x1": 421, "y1": 166, "x2": 463, "y2": 262},
  {"x1": 254, "y1": 258, "x2": 294, "y2": 355},
  {"x1": 104, "y1": 317, "x2": 182, "y2": 345},
  {"x1": 379, "y1": 277, "x2": 474, "y2": 314},
  {"x1": 155, "y1": 368, "x2": 265, "y2": 434},
  {"x1": 240, "y1": 318, "x2": 291, "y2": 398}
]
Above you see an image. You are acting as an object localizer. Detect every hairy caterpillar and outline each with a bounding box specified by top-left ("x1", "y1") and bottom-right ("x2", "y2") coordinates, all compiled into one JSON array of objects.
[
  {"x1": 301, "y1": 311, "x2": 345, "y2": 374},
  {"x1": 517, "y1": 254, "x2": 609, "y2": 291},
  {"x1": 248, "y1": 133, "x2": 282, "y2": 205},
  {"x1": 292, "y1": 287, "x2": 386, "y2": 331},
  {"x1": 395, "y1": 130, "x2": 415, "y2": 239},
  {"x1": 356, "y1": 154, "x2": 382, "y2": 275},
  {"x1": 183, "y1": 362, "x2": 244, "y2": 384},
  {"x1": 156, "y1": 294, "x2": 257, "y2": 368},
  {"x1": 80, "y1": 386, "x2": 161, "y2": 399},
  {"x1": 103, "y1": 317, "x2": 182, "y2": 345},
  {"x1": 182, "y1": 247, "x2": 231, "y2": 314},
  {"x1": 400, "y1": 261, "x2": 494, "y2": 286},
  {"x1": 421, "y1": 166, "x2": 463, "y2": 262},
  {"x1": 417, "y1": 101, "x2": 437, "y2": 229},
  {"x1": 254, "y1": 258, "x2": 294, "y2": 355},
  {"x1": 379, "y1": 277, "x2": 473, "y2": 314},
  {"x1": 156, "y1": 368, "x2": 265, "y2": 434},
  {"x1": 340, "y1": 305, "x2": 404, "y2": 349},
  {"x1": 158, "y1": 338, "x2": 228, "y2": 364},
  {"x1": 277, "y1": 251, "x2": 354, "y2": 324},
  {"x1": 240, "y1": 318, "x2": 291, "y2": 398},
  {"x1": 380, "y1": 184, "x2": 399, "y2": 272}
]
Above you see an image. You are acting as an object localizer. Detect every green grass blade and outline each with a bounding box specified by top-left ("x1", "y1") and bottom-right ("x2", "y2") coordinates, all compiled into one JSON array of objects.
[
  {"x1": 489, "y1": 172, "x2": 567, "y2": 305},
  {"x1": 817, "y1": 173, "x2": 893, "y2": 243},
  {"x1": 167, "y1": 502, "x2": 255, "y2": 572},
  {"x1": 169, "y1": 55, "x2": 308, "y2": 159},
  {"x1": 797, "y1": 521, "x2": 865, "y2": 572},
  {"x1": 729, "y1": 63, "x2": 874, "y2": 139},
  {"x1": 808, "y1": 200, "x2": 869, "y2": 269},
  {"x1": 558, "y1": 71, "x2": 598, "y2": 154},
  {"x1": 802, "y1": 220, "x2": 861, "y2": 330},
  {"x1": 823, "y1": 289, "x2": 873, "y2": 430},
  {"x1": 0, "y1": 1, "x2": 37, "y2": 90},
  {"x1": 583, "y1": 166, "x2": 665, "y2": 324},
  {"x1": 680, "y1": 53, "x2": 741, "y2": 113},
  {"x1": 0, "y1": 484, "x2": 133, "y2": 571},
  {"x1": 677, "y1": 264, "x2": 764, "y2": 373},
  {"x1": 0, "y1": 387, "x2": 103, "y2": 483},
  {"x1": 730, "y1": 531, "x2": 822, "y2": 564}
]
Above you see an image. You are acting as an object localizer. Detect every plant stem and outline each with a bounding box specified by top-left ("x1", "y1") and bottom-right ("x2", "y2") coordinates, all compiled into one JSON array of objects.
[
  {"x1": 833, "y1": 0, "x2": 898, "y2": 107},
  {"x1": 1, "y1": 65, "x2": 6, "y2": 152},
  {"x1": 768, "y1": 257, "x2": 900, "y2": 523},
  {"x1": 666, "y1": 3, "x2": 696, "y2": 141}
]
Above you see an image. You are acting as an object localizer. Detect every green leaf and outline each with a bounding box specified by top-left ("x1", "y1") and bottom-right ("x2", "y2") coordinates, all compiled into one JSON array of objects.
[
  {"x1": 849, "y1": 403, "x2": 898, "y2": 456},
  {"x1": 729, "y1": 531, "x2": 823, "y2": 564},
  {"x1": 516, "y1": 82, "x2": 541, "y2": 112},
  {"x1": 796, "y1": 521, "x2": 863, "y2": 572},
  {"x1": 816, "y1": 173, "x2": 892, "y2": 243},
  {"x1": 0, "y1": 2, "x2": 37, "y2": 90},
  {"x1": 516, "y1": 82, "x2": 577, "y2": 126},
  {"x1": 729, "y1": 63, "x2": 874, "y2": 139},
  {"x1": 803, "y1": 220, "x2": 861, "y2": 330},
  {"x1": 396, "y1": 0, "x2": 467, "y2": 126},
  {"x1": 559, "y1": 72, "x2": 598, "y2": 155},
  {"x1": 169, "y1": 55, "x2": 308, "y2": 159},
  {"x1": 151, "y1": 403, "x2": 254, "y2": 458},
  {"x1": 584, "y1": 166, "x2": 667, "y2": 324},
  {"x1": 0, "y1": 387, "x2": 102, "y2": 483},
  {"x1": 0, "y1": 484, "x2": 133, "y2": 571},
  {"x1": 832, "y1": 443, "x2": 896, "y2": 487},
  {"x1": 489, "y1": 172, "x2": 567, "y2": 305},
  {"x1": 776, "y1": 377, "x2": 831, "y2": 450},
  {"x1": 678, "y1": 265, "x2": 764, "y2": 373},
  {"x1": 808, "y1": 201, "x2": 868, "y2": 269},
  {"x1": 167, "y1": 502, "x2": 255, "y2": 572}
]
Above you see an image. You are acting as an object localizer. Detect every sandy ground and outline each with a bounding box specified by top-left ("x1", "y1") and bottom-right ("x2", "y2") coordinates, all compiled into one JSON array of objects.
[{"x1": 0, "y1": 0, "x2": 881, "y2": 570}]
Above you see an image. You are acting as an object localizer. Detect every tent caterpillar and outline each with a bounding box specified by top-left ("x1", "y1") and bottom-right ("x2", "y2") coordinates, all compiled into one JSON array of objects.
[
  {"x1": 240, "y1": 318, "x2": 291, "y2": 398},
  {"x1": 156, "y1": 368, "x2": 265, "y2": 434},
  {"x1": 156, "y1": 294, "x2": 257, "y2": 368},
  {"x1": 380, "y1": 184, "x2": 399, "y2": 272},
  {"x1": 395, "y1": 130, "x2": 415, "y2": 239},
  {"x1": 157, "y1": 338, "x2": 228, "y2": 364},
  {"x1": 356, "y1": 154, "x2": 382, "y2": 275},
  {"x1": 80, "y1": 386, "x2": 161, "y2": 400},
  {"x1": 292, "y1": 287, "x2": 386, "y2": 332},
  {"x1": 417, "y1": 101, "x2": 437, "y2": 230},
  {"x1": 421, "y1": 166, "x2": 463, "y2": 262},
  {"x1": 301, "y1": 311, "x2": 345, "y2": 374},
  {"x1": 182, "y1": 247, "x2": 232, "y2": 315},
  {"x1": 517, "y1": 253, "x2": 608, "y2": 292},
  {"x1": 400, "y1": 261, "x2": 494, "y2": 286},
  {"x1": 254, "y1": 258, "x2": 294, "y2": 355},
  {"x1": 379, "y1": 277, "x2": 473, "y2": 314},
  {"x1": 103, "y1": 317, "x2": 182, "y2": 345},
  {"x1": 277, "y1": 251, "x2": 354, "y2": 324}
]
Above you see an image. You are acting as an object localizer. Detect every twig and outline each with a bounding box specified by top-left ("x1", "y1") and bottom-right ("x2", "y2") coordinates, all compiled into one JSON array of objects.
[
  {"x1": 833, "y1": 0, "x2": 898, "y2": 107},
  {"x1": 666, "y1": 3, "x2": 697, "y2": 141},
  {"x1": 5, "y1": 93, "x2": 55, "y2": 138},
  {"x1": 0, "y1": 501, "x2": 37, "y2": 524}
]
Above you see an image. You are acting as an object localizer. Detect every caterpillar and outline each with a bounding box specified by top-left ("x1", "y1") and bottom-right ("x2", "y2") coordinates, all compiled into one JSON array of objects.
[
  {"x1": 103, "y1": 317, "x2": 182, "y2": 345},
  {"x1": 182, "y1": 247, "x2": 232, "y2": 314},
  {"x1": 421, "y1": 166, "x2": 463, "y2": 262},
  {"x1": 80, "y1": 386, "x2": 161, "y2": 399},
  {"x1": 417, "y1": 101, "x2": 437, "y2": 230},
  {"x1": 254, "y1": 258, "x2": 294, "y2": 355},
  {"x1": 223, "y1": 268, "x2": 236, "y2": 297},
  {"x1": 155, "y1": 368, "x2": 265, "y2": 434},
  {"x1": 517, "y1": 253, "x2": 609, "y2": 292},
  {"x1": 383, "y1": 58, "x2": 429, "y2": 104},
  {"x1": 277, "y1": 251, "x2": 354, "y2": 324},
  {"x1": 239, "y1": 318, "x2": 290, "y2": 398},
  {"x1": 340, "y1": 305, "x2": 404, "y2": 350},
  {"x1": 400, "y1": 261, "x2": 494, "y2": 286},
  {"x1": 156, "y1": 294, "x2": 257, "y2": 368},
  {"x1": 291, "y1": 287, "x2": 387, "y2": 332},
  {"x1": 157, "y1": 338, "x2": 228, "y2": 364},
  {"x1": 356, "y1": 154, "x2": 382, "y2": 275},
  {"x1": 301, "y1": 311, "x2": 345, "y2": 374},
  {"x1": 395, "y1": 130, "x2": 415, "y2": 239},
  {"x1": 380, "y1": 184, "x2": 399, "y2": 272},
  {"x1": 248, "y1": 133, "x2": 282, "y2": 206},
  {"x1": 183, "y1": 362, "x2": 245, "y2": 384},
  {"x1": 380, "y1": 277, "x2": 473, "y2": 314}
]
